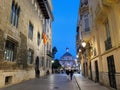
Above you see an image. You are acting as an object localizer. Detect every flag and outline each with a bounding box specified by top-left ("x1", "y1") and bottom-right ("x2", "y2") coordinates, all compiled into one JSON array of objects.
[{"x1": 42, "y1": 32, "x2": 47, "y2": 45}]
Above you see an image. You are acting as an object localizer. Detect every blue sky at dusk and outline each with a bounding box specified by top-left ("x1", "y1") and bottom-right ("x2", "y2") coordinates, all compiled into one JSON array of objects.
[{"x1": 52, "y1": 0, "x2": 80, "y2": 59}]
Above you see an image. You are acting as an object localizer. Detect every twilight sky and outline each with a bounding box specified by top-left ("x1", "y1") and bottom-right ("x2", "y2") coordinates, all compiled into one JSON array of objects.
[{"x1": 52, "y1": 0, "x2": 80, "y2": 59}]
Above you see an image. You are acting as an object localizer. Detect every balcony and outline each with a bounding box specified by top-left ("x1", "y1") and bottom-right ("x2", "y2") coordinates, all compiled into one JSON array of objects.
[
  {"x1": 46, "y1": 50, "x2": 53, "y2": 58},
  {"x1": 104, "y1": 37, "x2": 112, "y2": 50},
  {"x1": 37, "y1": 0, "x2": 53, "y2": 20}
]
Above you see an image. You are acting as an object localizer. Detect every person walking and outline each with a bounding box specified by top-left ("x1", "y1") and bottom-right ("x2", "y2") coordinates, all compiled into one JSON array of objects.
[
  {"x1": 69, "y1": 69, "x2": 74, "y2": 80},
  {"x1": 66, "y1": 69, "x2": 70, "y2": 80}
]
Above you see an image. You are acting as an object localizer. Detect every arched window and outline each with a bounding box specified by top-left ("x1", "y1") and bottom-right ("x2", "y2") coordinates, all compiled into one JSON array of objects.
[
  {"x1": 28, "y1": 22, "x2": 34, "y2": 40},
  {"x1": 10, "y1": 0, "x2": 15, "y2": 24},
  {"x1": 15, "y1": 6, "x2": 20, "y2": 27},
  {"x1": 37, "y1": 32, "x2": 40, "y2": 46}
]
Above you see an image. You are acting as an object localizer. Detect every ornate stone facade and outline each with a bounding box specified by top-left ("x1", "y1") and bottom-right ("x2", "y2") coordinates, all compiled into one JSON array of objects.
[{"x1": 76, "y1": 0, "x2": 120, "y2": 89}]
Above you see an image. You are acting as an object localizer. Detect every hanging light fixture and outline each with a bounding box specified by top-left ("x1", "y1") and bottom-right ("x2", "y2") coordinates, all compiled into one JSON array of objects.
[{"x1": 81, "y1": 41, "x2": 86, "y2": 47}]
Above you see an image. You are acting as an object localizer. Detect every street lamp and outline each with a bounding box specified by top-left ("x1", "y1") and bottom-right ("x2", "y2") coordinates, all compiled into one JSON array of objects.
[
  {"x1": 51, "y1": 60, "x2": 54, "y2": 63},
  {"x1": 81, "y1": 41, "x2": 86, "y2": 47},
  {"x1": 79, "y1": 49, "x2": 82, "y2": 52},
  {"x1": 76, "y1": 55, "x2": 79, "y2": 58}
]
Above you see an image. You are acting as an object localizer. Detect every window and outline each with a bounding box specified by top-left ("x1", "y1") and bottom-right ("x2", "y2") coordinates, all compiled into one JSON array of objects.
[
  {"x1": 47, "y1": 43, "x2": 49, "y2": 50},
  {"x1": 27, "y1": 49, "x2": 33, "y2": 64},
  {"x1": 41, "y1": 59, "x2": 44, "y2": 67},
  {"x1": 104, "y1": 18, "x2": 112, "y2": 50},
  {"x1": 105, "y1": 19, "x2": 110, "y2": 38},
  {"x1": 84, "y1": 14, "x2": 90, "y2": 32},
  {"x1": 10, "y1": 0, "x2": 20, "y2": 28},
  {"x1": 84, "y1": 0, "x2": 88, "y2": 4},
  {"x1": 4, "y1": 40, "x2": 16, "y2": 61},
  {"x1": 28, "y1": 22, "x2": 34, "y2": 40},
  {"x1": 46, "y1": 59, "x2": 48, "y2": 68},
  {"x1": 41, "y1": 57, "x2": 44, "y2": 67},
  {"x1": 37, "y1": 32, "x2": 40, "y2": 46}
]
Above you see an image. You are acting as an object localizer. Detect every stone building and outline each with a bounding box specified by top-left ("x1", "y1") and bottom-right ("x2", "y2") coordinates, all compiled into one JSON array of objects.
[
  {"x1": 76, "y1": 0, "x2": 90, "y2": 77},
  {"x1": 59, "y1": 48, "x2": 76, "y2": 69},
  {"x1": 76, "y1": 0, "x2": 120, "y2": 89},
  {"x1": 0, "y1": 0, "x2": 53, "y2": 88}
]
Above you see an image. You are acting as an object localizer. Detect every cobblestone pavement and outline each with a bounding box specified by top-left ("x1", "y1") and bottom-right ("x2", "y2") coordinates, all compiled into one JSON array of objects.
[{"x1": 0, "y1": 74, "x2": 79, "y2": 90}]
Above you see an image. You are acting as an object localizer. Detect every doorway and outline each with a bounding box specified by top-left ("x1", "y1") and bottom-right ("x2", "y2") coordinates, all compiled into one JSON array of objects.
[
  {"x1": 35, "y1": 56, "x2": 40, "y2": 78},
  {"x1": 107, "y1": 55, "x2": 116, "y2": 89},
  {"x1": 90, "y1": 62, "x2": 92, "y2": 80},
  {"x1": 95, "y1": 60, "x2": 99, "y2": 82}
]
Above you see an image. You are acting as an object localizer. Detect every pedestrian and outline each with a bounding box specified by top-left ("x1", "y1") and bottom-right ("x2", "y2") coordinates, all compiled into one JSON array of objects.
[
  {"x1": 69, "y1": 69, "x2": 74, "y2": 80},
  {"x1": 65, "y1": 69, "x2": 70, "y2": 80},
  {"x1": 46, "y1": 70, "x2": 50, "y2": 75}
]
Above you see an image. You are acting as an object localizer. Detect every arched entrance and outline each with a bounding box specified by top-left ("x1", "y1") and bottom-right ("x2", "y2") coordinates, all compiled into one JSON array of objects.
[{"x1": 35, "y1": 56, "x2": 40, "y2": 78}]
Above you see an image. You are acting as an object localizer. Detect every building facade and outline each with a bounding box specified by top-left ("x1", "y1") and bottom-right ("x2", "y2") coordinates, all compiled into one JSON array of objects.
[
  {"x1": 59, "y1": 48, "x2": 76, "y2": 69},
  {"x1": 76, "y1": 0, "x2": 120, "y2": 89},
  {"x1": 0, "y1": 0, "x2": 53, "y2": 87},
  {"x1": 76, "y1": 0, "x2": 91, "y2": 77}
]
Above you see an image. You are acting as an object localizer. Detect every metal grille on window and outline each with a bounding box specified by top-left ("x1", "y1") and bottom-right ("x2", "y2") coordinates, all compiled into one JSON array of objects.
[{"x1": 4, "y1": 40, "x2": 15, "y2": 61}]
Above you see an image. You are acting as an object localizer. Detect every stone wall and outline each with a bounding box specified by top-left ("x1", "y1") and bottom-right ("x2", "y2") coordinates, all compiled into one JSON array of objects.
[
  {"x1": 0, "y1": 69, "x2": 35, "y2": 88},
  {"x1": 17, "y1": 33, "x2": 28, "y2": 69},
  {"x1": 0, "y1": 30, "x2": 5, "y2": 62}
]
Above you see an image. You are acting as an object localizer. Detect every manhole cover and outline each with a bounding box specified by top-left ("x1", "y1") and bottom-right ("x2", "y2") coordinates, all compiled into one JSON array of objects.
[{"x1": 54, "y1": 87, "x2": 59, "y2": 89}]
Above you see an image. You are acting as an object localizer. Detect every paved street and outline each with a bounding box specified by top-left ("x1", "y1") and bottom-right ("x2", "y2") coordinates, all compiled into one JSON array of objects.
[
  {"x1": 0, "y1": 74, "x2": 112, "y2": 90},
  {"x1": 0, "y1": 74, "x2": 79, "y2": 90},
  {"x1": 75, "y1": 74, "x2": 111, "y2": 90}
]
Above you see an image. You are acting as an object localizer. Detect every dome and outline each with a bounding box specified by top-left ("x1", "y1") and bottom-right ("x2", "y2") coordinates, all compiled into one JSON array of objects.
[{"x1": 60, "y1": 48, "x2": 74, "y2": 60}]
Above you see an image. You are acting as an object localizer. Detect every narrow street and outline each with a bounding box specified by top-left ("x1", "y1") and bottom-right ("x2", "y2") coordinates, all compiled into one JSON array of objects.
[
  {"x1": 0, "y1": 0, "x2": 120, "y2": 89},
  {"x1": 0, "y1": 74, "x2": 111, "y2": 90},
  {"x1": 0, "y1": 74, "x2": 79, "y2": 90}
]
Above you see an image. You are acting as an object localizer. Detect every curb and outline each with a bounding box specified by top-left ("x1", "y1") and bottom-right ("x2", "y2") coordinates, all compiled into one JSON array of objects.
[{"x1": 74, "y1": 76, "x2": 81, "y2": 90}]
